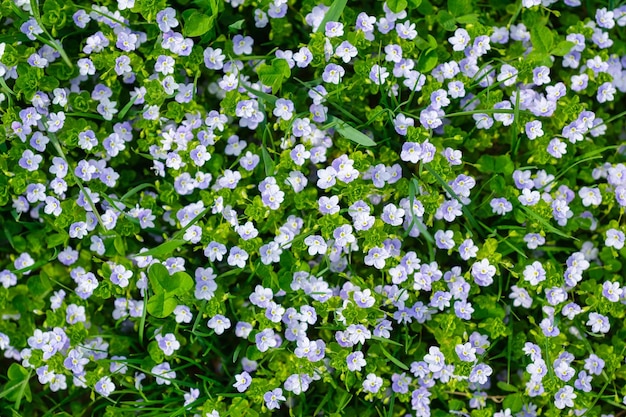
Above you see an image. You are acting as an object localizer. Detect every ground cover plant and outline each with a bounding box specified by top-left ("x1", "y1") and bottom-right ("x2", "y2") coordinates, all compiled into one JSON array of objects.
[{"x1": 1, "y1": 0, "x2": 626, "y2": 415}]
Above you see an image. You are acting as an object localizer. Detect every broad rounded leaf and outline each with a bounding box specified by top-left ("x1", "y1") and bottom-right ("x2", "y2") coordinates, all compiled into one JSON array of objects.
[
  {"x1": 147, "y1": 293, "x2": 178, "y2": 318},
  {"x1": 476, "y1": 154, "x2": 514, "y2": 176},
  {"x1": 530, "y1": 25, "x2": 554, "y2": 54},
  {"x1": 387, "y1": 0, "x2": 408, "y2": 13},
  {"x1": 148, "y1": 263, "x2": 170, "y2": 294},
  {"x1": 168, "y1": 271, "x2": 194, "y2": 295},
  {"x1": 183, "y1": 11, "x2": 215, "y2": 37},
  {"x1": 448, "y1": 0, "x2": 473, "y2": 16},
  {"x1": 416, "y1": 47, "x2": 439, "y2": 73}
]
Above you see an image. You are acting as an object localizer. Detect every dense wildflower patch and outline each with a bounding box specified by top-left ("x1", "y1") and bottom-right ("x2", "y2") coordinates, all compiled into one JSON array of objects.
[{"x1": 1, "y1": 0, "x2": 626, "y2": 416}]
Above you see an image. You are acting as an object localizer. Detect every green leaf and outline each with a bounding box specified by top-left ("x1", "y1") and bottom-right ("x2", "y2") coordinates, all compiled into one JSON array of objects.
[
  {"x1": 39, "y1": 75, "x2": 59, "y2": 91},
  {"x1": 448, "y1": 0, "x2": 473, "y2": 16},
  {"x1": 522, "y1": 9, "x2": 548, "y2": 28},
  {"x1": 416, "y1": 0, "x2": 434, "y2": 14},
  {"x1": 519, "y1": 206, "x2": 576, "y2": 240},
  {"x1": 147, "y1": 263, "x2": 170, "y2": 294},
  {"x1": 183, "y1": 10, "x2": 215, "y2": 37},
  {"x1": 43, "y1": 0, "x2": 62, "y2": 14},
  {"x1": 371, "y1": 335, "x2": 403, "y2": 346},
  {"x1": 228, "y1": 19, "x2": 245, "y2": 32},
  {"x1": 551, "y1": 40, "x2": 574, "y2": 56},
  {"x1": 261, "y1": 146, "x2": 275, "y2": 176},
  {"x1": 278, "y1": 268, "x2": 292, "y2": 292},
  {"x1": 146, "y1": 293, "x2": 178, "y2": 318},
  {"x1": 497, "y1": 381, "x2": 519, "y2": 392},
  {"x1": 502, "y1": 393, "x2": 524, "y2": 412},
  {"x1": 148, "y1": 263, "x2": 193, "y2": 296},
  {"x1": 408, "y1": 178, "x2": 435, "y2": 244},
  {"x1": 167, "y1": 271, "x2": 194, "y2": 296},
  {"x1": 136, "y1": 239, "x2": 186, "y2": 259},
  {"x1": 407, "y1": 0, "x2": 422, "y2": 8},
  {"x1": 328, "y1": 115, "x2": 376, "y2": 147},
  {"x1": 114, "y1": 235, "x2": 126, "y2": 256},
  {"x1": 380, "y1": 345, "x2": 409, "y2": 370},
  {"x1": 387, "y1": 0, "x2": 408, "y2": 13},
  {"x1": 530, "y1": 25, "x2": 554, "y2": 54},
  {"x1": 416, "y1": 47, "x2": 438, "y2": 73},
  {"x1": 46, "y1": 232, "x2": 67, "y2": 248},
  {"x1": 120, "y1": 183, "x2": 156, "y2": 202},
  {"x1": 0, "y1": 364, "x2": 32, "y2": 408},
  {"x1": 437, "y1": 10, "x2": 457, "y2": 31},
  {"x1": 257, "y1": 59, "x2": 291, "y2": 94},
  {"x1": 426, "y1": 34, "x2": 438, "y2": 50},
  {"x1": 147, "y1": 341, "x2": 165, "y2": 363},
  {"x1": 240, "y1": 82, "x2": 278, "y2": 105},
  {"x1": 279, "y1": 249, "x2": 296, "y2": 270},
  {"x1": 117, "y1": 94, "x2": 138, "y2": 120},
  {"x1": 455, "y1": 13, "x2": 479, "y2": 24},
  {"x1": 414, "y1": 36, "x2": 431, "y2": 51},
  {"x1": 475, "y1": 155, "x2": 514, "y2": 176},
  {"x1": 8, "y1": 363, "x2": 28, "y2": 381},
  {"x1": 315, "y1": 0, "x2": 347, "y2": 34},
  {"x1": 27, "y1": 275, "x2": 52, "y2": 297}
]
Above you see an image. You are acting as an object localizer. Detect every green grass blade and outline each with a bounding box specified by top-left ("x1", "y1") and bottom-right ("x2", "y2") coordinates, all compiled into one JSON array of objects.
[
  {"x1": 48, "y1": 133, "x2": 105, "y2": 229},
  {"x1": 316, "y1": 0, "x2": 347, "y2": 34},
  {"x1": 261, "y1": 145, "x2": 275, "y2": 176},
  {"x1": 240, "y1": 82, "x2": 278, "y2": 105},
  {"x1": 408, "y1": 178, "x2": 435, "y2": 243},
  {"x1": 444, "y1": 108, "x2": 518, "y2": 118},
  {"x1": 120, "y1": 183, "x2": 156, "y2": 202},
  {"x1": 328, "y1": 115, "x2": 376, "y2": 147},
  {"x1": 519, "y1": 205, "x2": 576, "y2": 241},
  {"x1": 135, "y1": 239, "x2": 187, "y2": 259},
  {"x1": 117, "y1": 94, "x2": 138, "y2": 120},
  {"x1": 371, "y1": 335, "x2": 403, "y2": 346},
  {"x1": 542, "y1": 145, "x2": 620, "y2": 191},
  {"x1": 380, "y1": 345, "x2": 409, "y2": 370},
  {"x1": 511, "y1": 88, "x2": 521, "y2": 154}
]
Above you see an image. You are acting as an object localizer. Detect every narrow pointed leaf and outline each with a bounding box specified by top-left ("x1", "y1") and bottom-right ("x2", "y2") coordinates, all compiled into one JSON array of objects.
[{"x1": 329, "y1": 115, "x2": 376, "y2": 147}]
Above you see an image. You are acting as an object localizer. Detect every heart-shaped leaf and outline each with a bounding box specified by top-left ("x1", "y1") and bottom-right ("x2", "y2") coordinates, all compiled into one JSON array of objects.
[
  {"x1": 476, "y1": 154, "x2": 514, "y2": 176},
  {"x1": 387, "y1": 0, "x2": 407, "y2": 13},
  {"x1": 147, "y1": 293, "x2": 178, "y2": 318},
  {"x1": 148, "y1": 263, "x2": 170, "y2": 294},
  {"x1": 166, "y1": 271, "x2": 194, "y2": 296},
  {"x1": 148, "y1": 263, "x2": 193, "y2": 296}
]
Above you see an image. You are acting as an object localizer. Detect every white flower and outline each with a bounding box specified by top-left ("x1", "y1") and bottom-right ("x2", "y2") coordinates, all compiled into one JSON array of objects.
[
  {"x1": 304, "y1": 235, "x2": 327, "y2": 256},
  {"x1": 606, "y1": 229, "x2": 625, "y2": 249}
]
